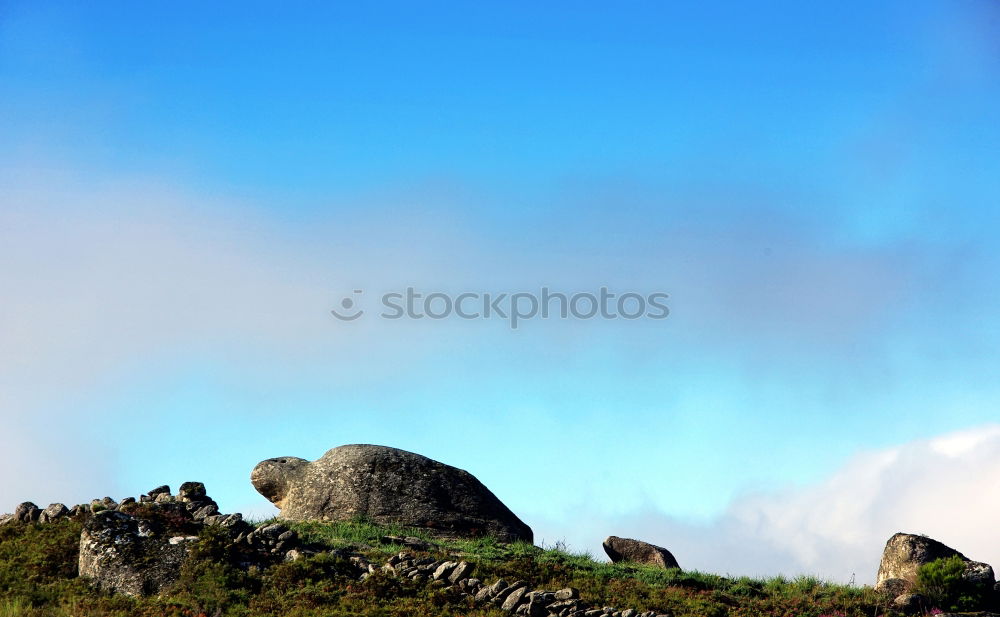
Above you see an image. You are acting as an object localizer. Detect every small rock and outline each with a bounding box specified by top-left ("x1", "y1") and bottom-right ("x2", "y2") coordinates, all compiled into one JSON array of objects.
[
  {"x1": 447, "y1": 561, "x2": 473, "y2": 584},
  {"x1": 476, "y1": 578, "x2": 507, "y2": 601},
  {"x1": 217, "y1": 513, "x2": 246, "y2": 529},
  {"x1": 493, "y1": 580, "x2": 523, "y2": 604},
  {"x1": 547, "y1": 600, "x2": 580, "y2": 612},
  {"x1": 39, "y1": 503, "x2": 69, "y2": 523},
  {"x1": 147, "y1": 485, "x2": 171, "y2": 498},
  {"x1": 14, "y1": 502, "x2": 40, "y2": 523},
  {"x1": 526, "y1": 600, "x2": 548, "y2": 616},
  {"x1": 432, "y1": 561, "x2": 457, "y2": 581},
  {"x1": 177, "y1": 482, "x2": 208, "y2": 503},
  {"x1": 501, "y1": 586, "x2": 530, "y2": 611},
  {"x1": 526, "y1": 590, "x2": 555, "y2": 604},
  {"x1": 555, "y1": 587, "x2": 579, "y2": 600},
  {"x1": 192, "y1": 504, "x2": 219, "y2": 520}
]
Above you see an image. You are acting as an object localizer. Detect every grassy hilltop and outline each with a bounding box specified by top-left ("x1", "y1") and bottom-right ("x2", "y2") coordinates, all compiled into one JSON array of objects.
[{"x1": 0, "y1": 516, "x2": 889, "y2": 617}]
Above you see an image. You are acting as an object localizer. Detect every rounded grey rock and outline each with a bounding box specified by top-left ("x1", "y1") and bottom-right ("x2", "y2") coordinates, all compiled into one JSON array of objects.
[{"x1": 251, "y1": 444, "x2": 532, "y2": 542}]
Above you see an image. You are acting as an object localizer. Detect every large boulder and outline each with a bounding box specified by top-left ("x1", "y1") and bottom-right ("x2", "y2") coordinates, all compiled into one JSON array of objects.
[
  {"x1": 79, "y1": 510, "x2": 198, "y2": 596},
  {"x1": 876, "y1": 532, "x2": 995, "y2": 589},
  {"x1": 603, "y1": 536, "x2": 680, "y2": 569},
  {"x1": 251, "y1": 444, "x2": 533, "y2": 543}
]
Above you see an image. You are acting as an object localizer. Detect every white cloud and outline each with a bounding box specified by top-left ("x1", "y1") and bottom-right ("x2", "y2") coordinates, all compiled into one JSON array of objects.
[{"x1": 532, "y1": 424, "x2": 1000, "y2": 583}]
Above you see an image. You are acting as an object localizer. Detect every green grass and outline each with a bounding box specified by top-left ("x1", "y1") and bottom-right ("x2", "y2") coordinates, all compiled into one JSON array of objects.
[{"x1": 0, "y1": 517, "x2": 893, "y2": 617}]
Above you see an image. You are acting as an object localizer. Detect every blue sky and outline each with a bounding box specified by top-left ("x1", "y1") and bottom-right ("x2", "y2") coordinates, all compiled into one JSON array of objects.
[{"x1": 2, "y1": 1, "x2": 1000, "y2": 580}]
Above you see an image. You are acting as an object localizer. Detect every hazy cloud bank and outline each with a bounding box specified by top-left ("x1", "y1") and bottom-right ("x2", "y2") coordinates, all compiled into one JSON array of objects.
[{"x1": 533, "y1": 424, "x2": 1000, "y2": 583}]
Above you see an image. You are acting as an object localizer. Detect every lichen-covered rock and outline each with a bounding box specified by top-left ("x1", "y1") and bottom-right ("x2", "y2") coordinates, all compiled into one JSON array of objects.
[
  {"x1": 39, "y1": 503, "x2": 68, "y2": 523},
  {"x1": 963, "y1": 560, "x2": 996, "y2": 586},
  {"x1": 79, "y1": 510, "x2": 196, "y2": 596},
  {"x1": 893, "y1": 592, "x2": 928, "y2": 615},
  {"x1": 874, "y1": 577, "x2": 909, "y2": 596},
  {"x1": 251, "y1": 444, "x2": 533, "y2": 542},
  {"x1": 876, "y1": 533, "x2": 995, "y2": 587},
  {"x1": 603, "y1": 536, "x2": 680, "y2": 569}
]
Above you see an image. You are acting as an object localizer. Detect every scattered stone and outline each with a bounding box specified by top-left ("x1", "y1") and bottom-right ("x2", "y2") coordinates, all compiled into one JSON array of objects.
[
  {"x1": 251, "y1": 444, "x2": 533, "y2": 542},
  {"x1": 493, "y1": 580, "x2": 524, "y2": 605},
  {"x1": 432, "y1": 560, "x2": 457, "y2": 581},
  {"x1": 193, "y1": 504, "x2": 219, "y2": 520},
  {"x1": 447, "y1": 560, "x2": 473, "y2": 584},
  {"x1": 148, "y1": 485, "x2": 170, "y2": 496},
  {"x1": 501, "y1": 585, "x2": 530, "y2": 610},
  {"x1": 380, "y1": 534, "x2": 437, "y2": 551},
  {"x1": 603, "y1": 536, "x2": 680, "y2": 570},
  {"x1": 554, "y1": 587, "x2": 579, "y2": 600},
  {"x1": 352, "y1": 554, "x2": 662, "y2": 617},
  {"x1": 476, "y1": 578, "x2": 507, "y2": 601}
]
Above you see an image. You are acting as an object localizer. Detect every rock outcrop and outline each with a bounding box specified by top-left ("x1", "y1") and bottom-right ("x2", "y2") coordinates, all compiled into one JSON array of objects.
[
  {"x1": 875, "y1": 532, "x2": 995, "y2": 592},
  {"x1": 39, "y1": 503, "x2": 69, "y2": 523},
  {"x1": 603, "y1": 536, "x2": 680, "y2": 570},
  {"x1": 251, "y1": 444, "x2": 533, "y2": 543},
  {"x1": 74, "y1": 483, "x2": 303, "y2": 596},
  {"x1": 79, "y1": 510, "x2": 197, "y2": 596}
]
